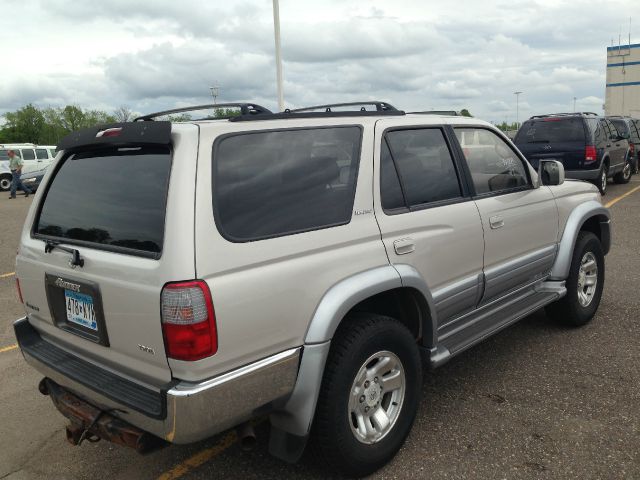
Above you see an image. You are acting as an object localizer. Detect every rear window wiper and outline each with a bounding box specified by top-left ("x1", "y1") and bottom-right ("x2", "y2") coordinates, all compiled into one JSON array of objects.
[{"x1": 44, "y1": 240, "x2": 85, "y2": 268}]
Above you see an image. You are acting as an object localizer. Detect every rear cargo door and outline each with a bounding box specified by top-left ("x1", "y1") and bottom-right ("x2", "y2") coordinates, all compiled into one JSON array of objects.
[
  {"x1": 515, "y1": 118, "x2": 586, "y2": 170},
  {"x1": 16, "y1": 122, "x2": 199, "y2": 387}
]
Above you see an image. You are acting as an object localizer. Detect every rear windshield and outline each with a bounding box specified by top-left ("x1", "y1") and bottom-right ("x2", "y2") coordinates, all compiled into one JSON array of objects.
[
  {"x1": 515, "y1": 118, "x2": 586, "y2": 143},
  {"x1": 35, "y1": 146, "x2": 172, "y2": 257},
  {"x1": 213, "y1": 126, "x2": 361, "y2": 241}
]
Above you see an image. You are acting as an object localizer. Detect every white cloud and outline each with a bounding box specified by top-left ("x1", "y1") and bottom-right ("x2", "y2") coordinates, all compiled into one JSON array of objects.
[{"x1": 0, "y1": 0, "x2": 635, "y2": 122}]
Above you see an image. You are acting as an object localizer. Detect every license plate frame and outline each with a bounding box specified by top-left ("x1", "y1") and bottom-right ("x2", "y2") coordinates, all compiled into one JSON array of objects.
[{"x1": 45, "y1": 273, "x2": 110, "y2": 346}]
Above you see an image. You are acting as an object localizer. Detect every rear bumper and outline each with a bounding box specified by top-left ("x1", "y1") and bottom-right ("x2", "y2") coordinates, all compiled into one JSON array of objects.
[
  {"x1": 14, "y1": 317, "x2": 300, "y2": 444},
  {"x1": 565, "y1": 168, "x2": 601, "y2": 180}
]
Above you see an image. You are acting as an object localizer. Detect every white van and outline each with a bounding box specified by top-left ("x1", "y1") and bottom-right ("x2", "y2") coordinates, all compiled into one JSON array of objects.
[{"x1": 0, "y1": 144, "x2": 57, "y2": 190}]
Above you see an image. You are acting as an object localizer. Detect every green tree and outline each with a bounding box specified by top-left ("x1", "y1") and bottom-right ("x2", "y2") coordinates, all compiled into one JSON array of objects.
[
  {"x1": 2, "y1": 104, "x2": 46, "y2": 143},
  {"x1": 460, "y1": 109, "x2": 472, "y2": 117}
]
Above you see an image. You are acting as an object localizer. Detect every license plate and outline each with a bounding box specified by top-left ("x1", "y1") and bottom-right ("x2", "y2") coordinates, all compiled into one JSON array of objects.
[{"x1": 64, "y1": 290, "x2": 98, "y2": 331}]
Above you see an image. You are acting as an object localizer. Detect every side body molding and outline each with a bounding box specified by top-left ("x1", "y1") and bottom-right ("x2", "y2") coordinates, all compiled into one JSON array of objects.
[
  {"x1": 269, "y1": 265, "x2": 438, "y2": 461},
  {"x1": 549, "y1": 201, "x2": 611, "y2": 280}
]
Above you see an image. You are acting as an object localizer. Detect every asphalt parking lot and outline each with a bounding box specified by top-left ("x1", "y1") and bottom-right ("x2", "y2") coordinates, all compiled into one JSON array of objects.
[{"x1": 1, "y1": 180, "x2": 639, "y2": 480}]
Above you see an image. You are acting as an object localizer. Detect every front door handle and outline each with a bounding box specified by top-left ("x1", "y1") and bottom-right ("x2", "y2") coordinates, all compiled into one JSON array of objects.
[
  {"x1": 489, "y1": 215, "x2": 504, "y2": 229},
  {"x1": 393, "y1": 238, "x2": 415, "y2": 255}
]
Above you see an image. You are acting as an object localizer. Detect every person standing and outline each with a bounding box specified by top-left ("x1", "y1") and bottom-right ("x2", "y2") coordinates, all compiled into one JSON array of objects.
[{"x1": 8, "y1": 149, "x2": 32, "y2": 199}]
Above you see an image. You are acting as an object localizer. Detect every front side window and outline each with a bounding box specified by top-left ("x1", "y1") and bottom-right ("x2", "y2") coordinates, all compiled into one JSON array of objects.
[
  {"x1": 455, "y1": 128, "x2": 529, "y2": 195},
  {"x1": 383, "y1": 128, "x2": 462, "y2": 207},
  {"x1": 36, "y1": 146, "x2": 172, "y2": 256},
  {"x1": 35, "y1": 148, "x2": 48, "y2": 160},
  {"x1": 213, "y1": 126, "x2": 361, "y2": 241}
]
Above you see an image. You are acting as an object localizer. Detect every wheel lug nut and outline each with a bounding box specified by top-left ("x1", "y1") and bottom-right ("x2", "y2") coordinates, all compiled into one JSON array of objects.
[
  {"x1": 364, "y1": 381, "x2": 370, "y2": 388},
  {"x1": 365, "y1": 406, "x2": 369, "y2": 412},
  {"x1": 359, "y1": 395, "x2": 365, "y2": 403},
  {"x1": 374, "y1": 377, "x2": 378, "y2": 383}
]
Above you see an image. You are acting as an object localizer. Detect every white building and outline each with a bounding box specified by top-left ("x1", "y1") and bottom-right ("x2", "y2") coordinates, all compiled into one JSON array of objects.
[{"x1": 605, "y1": 43, "x2": 640, "y2": 117}]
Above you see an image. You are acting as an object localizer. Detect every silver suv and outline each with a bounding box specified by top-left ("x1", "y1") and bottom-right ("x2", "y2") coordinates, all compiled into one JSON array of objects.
[{"x1": 13, "y1": 102, "x2": 611, "y2": 477}]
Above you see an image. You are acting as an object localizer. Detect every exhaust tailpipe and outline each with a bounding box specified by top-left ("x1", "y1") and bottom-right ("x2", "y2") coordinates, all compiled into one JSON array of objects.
[{"x1": 236, "y1": 422, "x2": 257, "y2": 451}]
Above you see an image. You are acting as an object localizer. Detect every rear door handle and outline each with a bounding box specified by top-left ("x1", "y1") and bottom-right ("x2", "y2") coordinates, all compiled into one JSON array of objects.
[
  {"x1": 393, "y1": 238, "x2": 415, "y2": 255},
  {"x1": 489, "y1": 215, "x2": 504, "y2": 229}
]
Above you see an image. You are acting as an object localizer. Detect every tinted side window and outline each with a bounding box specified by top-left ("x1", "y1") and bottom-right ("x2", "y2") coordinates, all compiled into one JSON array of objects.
[
  {"x1": 214, "y1": 127, "x2": 361, "y2": 241},
  {"x1": 600, "y1": 120, "x2": 613, "y2": 139},
  {"x1": 35, "y1": 148, "x2": 48, "y2": 159},
  {"x1": 0, "y1": 149, "x2": 8, "y2": 161},
  {"x1": 593, "y1": 121, "x2": 606, "y2": 145},
  {"x1": 385, "y1": 129, "x2": 462, "y2": 207},
  {"x1": 380, "y1": 140, "x2": 406, "y2": 210},
  {"x1": 455, "y1": 128, "x2": 529, "y2": 195},
  {"x1": 21, "y1": 149, "x2": 35, "y2": 160}
]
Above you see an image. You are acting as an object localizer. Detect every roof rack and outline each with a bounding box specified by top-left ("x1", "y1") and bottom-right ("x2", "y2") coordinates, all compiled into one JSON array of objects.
[
  {"x1": 134, "y1": 103, "x2": 272, "y2": 121},
  {"x1": 529, "y1": 112, "x2": 599, "y2": 119},
  {"x1": 410, "y1": 110, "x2": 461, "y2": 116},
  {"x1": 288, "y1": 101, "x2": 399, "y2": 113}
]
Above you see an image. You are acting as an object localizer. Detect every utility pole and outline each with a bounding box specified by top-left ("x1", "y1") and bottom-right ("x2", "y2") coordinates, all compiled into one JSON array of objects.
[
  {"x1": 573, "y1": 96, "x2": 577, "y2": 112},
  {"x1": 272, "y1": 0, "x2": 285, "y2": 112},
  {"x1": 514, "y1": 91, "x2": 523, "y2": 129}
]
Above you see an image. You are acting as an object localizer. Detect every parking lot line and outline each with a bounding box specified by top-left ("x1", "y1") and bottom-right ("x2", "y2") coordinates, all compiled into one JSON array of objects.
[
  {"x1": 0, "y1": 271, "x2": 15, "y2": 279},
  {"x1": 605, "y1": 185, "x2": 640, "y2": 208},
  {"x1": 0, "y1": 344, "x2": 18, "y2": 353},
  {"x1": 156, "y1": 430, "x2": 238, "y2": 480}
]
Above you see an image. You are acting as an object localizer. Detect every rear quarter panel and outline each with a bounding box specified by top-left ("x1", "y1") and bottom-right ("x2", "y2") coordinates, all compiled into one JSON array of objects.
[{"x1": 181, "y1": 119, "x2": 390, "y2": 381}]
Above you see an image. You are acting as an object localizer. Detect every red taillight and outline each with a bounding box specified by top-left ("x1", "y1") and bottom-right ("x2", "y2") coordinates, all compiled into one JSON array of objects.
[
  {"x1": 161, "y1": 280, "x2": 217, "y2": 361},
  {"x1": 16, "y1": 278, "x2": 23, "y2": 304},
  {"x1": 630, "y1": 143, "x2": 635, "y2": 155},
  {"x1": 585, "y1": 145, "x2": 597, "y2": 164}
]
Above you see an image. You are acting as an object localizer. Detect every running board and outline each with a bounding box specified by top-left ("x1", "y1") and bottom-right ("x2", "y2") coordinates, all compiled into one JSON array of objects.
[{"x1": 429, "y1": 282, "x2": 565, "y2": 368}]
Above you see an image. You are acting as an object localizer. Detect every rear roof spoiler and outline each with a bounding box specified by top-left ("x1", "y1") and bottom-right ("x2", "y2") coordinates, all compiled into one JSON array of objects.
[{"x1": 57, "y1": 122, "x2": 171, "y2": 152}]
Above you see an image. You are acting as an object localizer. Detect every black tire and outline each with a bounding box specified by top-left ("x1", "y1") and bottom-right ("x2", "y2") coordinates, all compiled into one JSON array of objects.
[
  {"x1": 593, "y1": 163, "x2": 608, "y2": 195},
  {"x1": 613, "y1": 156, "x2": 631, "y2": 184},
  {"x1": 311, "y1": 314, "x2": 422, "y2": 477},
  {"x1": 545, "y1": 232, "x2": 604, "y2": 327},
  {"x1": 0, "y1": 174, "x2": 11, "y2": 192}
]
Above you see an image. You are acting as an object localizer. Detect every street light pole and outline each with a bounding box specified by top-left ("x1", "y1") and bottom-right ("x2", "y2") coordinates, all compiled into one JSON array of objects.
[
  {"x1": 514, "y1": 91, "x2": 522, "y2": 129},
  {"x1": 209, "y1": 85, "x2": 219, "y2": 104},
  {"x1": 573, "y1": 96, "x2": 577, "y2": 112},
  {"x1": 272, "y1": 0, "x2": 285, "y2": 112}
]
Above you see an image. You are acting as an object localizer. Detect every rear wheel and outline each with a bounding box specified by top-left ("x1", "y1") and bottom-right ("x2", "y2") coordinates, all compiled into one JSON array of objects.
[
  {"x1": 0, "y1": 174, "x2": 11, "y2": 191},
  {"x1": 613, "y1": 157, "x2": 631, "y2": 184},
  {"x1": 545, "y1": 231, "x2": 604, "y2": 327},
  {"x1": 311, "y1": 314, "x2": 422, "y2": 477}
]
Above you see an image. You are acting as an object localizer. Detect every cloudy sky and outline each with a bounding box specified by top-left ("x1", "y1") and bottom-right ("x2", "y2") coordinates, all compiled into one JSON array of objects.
[{"x1": 0, "y1": 0, "x2": 636, "y2": 123}]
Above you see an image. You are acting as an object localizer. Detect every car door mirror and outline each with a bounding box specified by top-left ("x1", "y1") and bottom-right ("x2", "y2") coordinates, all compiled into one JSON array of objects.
[{"x1": 538, "y1": 160, "x2": 564, "y2": 186}]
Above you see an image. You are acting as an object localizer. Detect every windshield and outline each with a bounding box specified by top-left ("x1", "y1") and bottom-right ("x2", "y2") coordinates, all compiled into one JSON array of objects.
[
  {"x1": 35, "y1": 146, "x2": 172, "y2": 257},
  {"x1": 516, "y1": 118, "x2": 586, "y2": 143}
]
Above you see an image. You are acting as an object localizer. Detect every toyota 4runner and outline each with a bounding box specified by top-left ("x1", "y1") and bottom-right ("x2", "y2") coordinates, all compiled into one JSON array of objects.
[{"x1": 14, "y1": 102, "x2": 611, "y2": 477}]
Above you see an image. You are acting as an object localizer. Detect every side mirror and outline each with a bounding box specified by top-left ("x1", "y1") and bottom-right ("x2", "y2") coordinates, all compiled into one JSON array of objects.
[{"x1": 539, "y1": 160, "x2": 565, "y2": 186}]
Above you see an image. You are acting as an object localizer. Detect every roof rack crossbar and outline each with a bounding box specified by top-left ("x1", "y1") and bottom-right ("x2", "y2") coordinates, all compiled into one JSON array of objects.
[
  {"x1": 288, "y1": 101, "x2": 398, "y2": 113},
  {"x1": 134, "y1": 103, "x2": 272, "y2": 121}
]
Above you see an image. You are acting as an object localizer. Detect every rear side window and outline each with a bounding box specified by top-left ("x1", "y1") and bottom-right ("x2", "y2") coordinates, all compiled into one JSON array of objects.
[
  {"x1": 0, "y1": 149, "x2": 8, "y2": 161},
  {"x1": 35, "y1": 146, "x2": 172, "y2": 257},
  {"x1": 515, "y1": 118, "x2": 586, "y2": 143},
  {"x1": 35, "y1": 148, "x2": 48, "y2": 159},
  {"x1": 213, "y1": 127, "x2": 361, "y2": 241},
  {"x1": 21, "y1": 149, "x2": 36, "y2": 160}
]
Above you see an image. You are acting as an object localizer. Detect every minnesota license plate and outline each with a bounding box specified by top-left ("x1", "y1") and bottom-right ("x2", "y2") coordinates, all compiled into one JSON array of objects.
[{"x1": 64, "y1": 289, "x2": 98, "y2": 331}]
